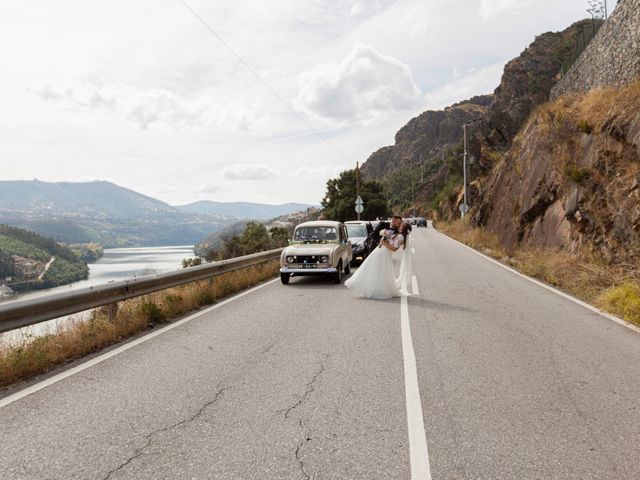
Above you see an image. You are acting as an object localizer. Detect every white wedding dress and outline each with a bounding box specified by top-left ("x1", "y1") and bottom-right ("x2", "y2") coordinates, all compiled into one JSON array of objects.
[{"x1": 345, "y1": 232, "x2": 413, "y2": 299}]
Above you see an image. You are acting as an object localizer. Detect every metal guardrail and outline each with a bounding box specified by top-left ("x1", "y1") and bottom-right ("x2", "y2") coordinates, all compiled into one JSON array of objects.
[{"x1": 0, "y1": 248, "x2": 284, "y2": 333}]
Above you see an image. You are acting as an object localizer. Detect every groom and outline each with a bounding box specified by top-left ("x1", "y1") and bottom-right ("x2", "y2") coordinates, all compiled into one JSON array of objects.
[{"x1": 371, "y1": 215, "x2": 403, "y2": 249}]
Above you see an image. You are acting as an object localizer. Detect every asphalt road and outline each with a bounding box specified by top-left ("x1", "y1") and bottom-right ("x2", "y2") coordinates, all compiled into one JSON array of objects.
[{"x1": 1, "y1": 228, "x2": 639, "y2": 479}]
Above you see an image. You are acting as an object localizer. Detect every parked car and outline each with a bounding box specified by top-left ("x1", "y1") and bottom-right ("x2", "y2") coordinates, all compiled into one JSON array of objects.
[
  {"x1": 417, "y1": 217, "x2": 427, "y2": 227},
  {"x1": 345, "y1": 221, "x2": 374, "y2": 265},
  {"x1": 279, "y1": 221, "x2": 353, "y2": 285}
]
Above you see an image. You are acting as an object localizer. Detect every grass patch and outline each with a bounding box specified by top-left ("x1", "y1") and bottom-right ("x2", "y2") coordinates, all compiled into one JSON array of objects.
[
  {"x1": 596, "y1": 283, "x2": 640, "y2": 325},
  {"x1": 439, "y1": 220, "x2": 507, "y2": 259},
  {"x1": 563, "y1": 164, "x2": 591, "y2": 184},
  {"x1": 439, "y1": 221, "x2": 640, "y2": 326},
  {"x1": 430, "y1": 176, "x2": 462, "y2": 211},
  {"x1": 577, "y1": 119, "x2": 593, "y2": 134},
  {"x1": 0, "y1": 260, "x2": 280, "y2": 389}
]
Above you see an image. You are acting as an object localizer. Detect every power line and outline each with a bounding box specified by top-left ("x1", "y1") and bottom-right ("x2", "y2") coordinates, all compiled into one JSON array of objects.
[{"x1": 176, "y1": 0, "x2": 349, "y2": 162}]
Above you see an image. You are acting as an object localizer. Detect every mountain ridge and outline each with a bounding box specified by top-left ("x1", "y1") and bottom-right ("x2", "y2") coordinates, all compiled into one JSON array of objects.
[
  {"x1": 175, "y1": 201, "x2": 316, "y2": 220},
  {"x1": 0, "y1": 180, "x2": 315, "y2": 247}
]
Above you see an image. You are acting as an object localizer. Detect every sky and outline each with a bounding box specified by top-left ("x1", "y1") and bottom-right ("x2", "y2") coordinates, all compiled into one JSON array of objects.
[{"x1": 0, "y1": 0, "x2": 617, "y2": 206}]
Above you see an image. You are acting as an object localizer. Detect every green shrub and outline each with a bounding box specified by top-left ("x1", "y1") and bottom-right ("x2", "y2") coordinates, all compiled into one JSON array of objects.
[
  {"x1": 578, "y1": 119, "x2": 594, "y2": 134},
  {"x1": 138, "y1": 302, "x2": 166, "y2": 324},
  {"x1": 564, "y1": 165, "x2": 591, "y2": 184}
]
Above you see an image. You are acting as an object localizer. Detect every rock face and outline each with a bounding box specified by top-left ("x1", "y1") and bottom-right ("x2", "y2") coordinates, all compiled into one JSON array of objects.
[
  {"x1": 470, "y1": 20, "x2": 595, "y2": 170},
  {"x1": 359, "y1": 20, "x2": 592, "y2": 216},
  {"x1": 357, "y1": 9, "x2": 640, "y2": 260},
  {"x1": 474, "y1": 82, "x2": 640, "y2": 260},
  {"x1": 551, "y1": 0, "x2": 640, "y2": 99},
  {"x1": 360, "y1": 95, "x2": 492, "y2": 181}
]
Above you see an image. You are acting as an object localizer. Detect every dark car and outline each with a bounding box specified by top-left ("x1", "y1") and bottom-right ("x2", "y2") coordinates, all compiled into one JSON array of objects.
[
  {"x1": 417, "y1": 217, "x2": 427, "y2": 227},
  {"x1": 345, "y1": 221, "x2": 374, "y2": 265}
]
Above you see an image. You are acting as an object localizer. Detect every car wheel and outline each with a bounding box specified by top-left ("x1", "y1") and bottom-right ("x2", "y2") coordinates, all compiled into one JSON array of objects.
[
  {"x1": 280, "y1": 273, "x2": 290, "y2": 285},
  {"x1": 344, "y1": 262, "x2": 351, "y2": 274},
  {"x1": 333, "y1": 261, "x2": 343, "y2": 284}
]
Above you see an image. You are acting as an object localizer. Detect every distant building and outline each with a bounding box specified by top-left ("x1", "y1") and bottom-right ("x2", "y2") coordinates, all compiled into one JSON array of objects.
[
  {"x1": 13, "y1": 255, "x2": 38, "y2": 278},
  {"x1": 0, "y1": 284, "x2": 15, "y2": 297}
]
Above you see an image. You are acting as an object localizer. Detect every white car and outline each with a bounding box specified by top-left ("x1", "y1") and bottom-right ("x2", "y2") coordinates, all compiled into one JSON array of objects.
[{"x1": 280, "y1": 221, "x2": 353, "y2": 284}]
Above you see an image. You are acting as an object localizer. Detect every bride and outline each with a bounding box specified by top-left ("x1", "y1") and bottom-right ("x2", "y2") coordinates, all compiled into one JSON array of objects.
[{"x1": 345, "y1": 221, "x2": 413, "y2": 299}]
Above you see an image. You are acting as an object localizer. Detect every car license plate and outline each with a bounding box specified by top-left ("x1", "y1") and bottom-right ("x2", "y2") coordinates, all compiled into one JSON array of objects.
[{"x1": 300, "y1": 264, "x2": 316, "y2": 269}]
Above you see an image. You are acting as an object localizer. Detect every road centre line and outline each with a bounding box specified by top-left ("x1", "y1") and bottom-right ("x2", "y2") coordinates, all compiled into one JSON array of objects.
[
  {"x1": 439, "y1": 231, "x2": 640, "y2": 335},
  {"x1": 412, "y1": 275, "x2": 420, "y2": 295},
  {"x1": 401, "y1": 294, "x2": 432, "y2": 479},
  {"x1": 0, "y1": 278, "x2": 280, "y2": 410}
]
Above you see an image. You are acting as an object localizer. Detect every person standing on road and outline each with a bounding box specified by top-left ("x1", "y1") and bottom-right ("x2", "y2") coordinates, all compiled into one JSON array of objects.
[{"x1": 345, "y1": 220, "x2": 412, "y2": 299}]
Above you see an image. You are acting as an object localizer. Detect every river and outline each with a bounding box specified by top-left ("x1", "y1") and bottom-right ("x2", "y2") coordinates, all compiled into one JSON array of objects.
[{"x1": 0, "y1": 246, "x2": 195, "y2": 343}]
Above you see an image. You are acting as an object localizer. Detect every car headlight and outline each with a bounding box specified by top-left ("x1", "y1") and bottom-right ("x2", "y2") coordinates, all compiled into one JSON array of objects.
[
  {"x1": 320, "y1": 255, "x2": 329, "y2": 263},
  {"x1": 286, "y1": 256, "x2": 295, "y2": 263}
]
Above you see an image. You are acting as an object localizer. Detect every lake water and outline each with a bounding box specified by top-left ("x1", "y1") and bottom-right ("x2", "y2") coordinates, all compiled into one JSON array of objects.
[{"x1": 0, "y1": 246, "x2": 195, "y2": 343}]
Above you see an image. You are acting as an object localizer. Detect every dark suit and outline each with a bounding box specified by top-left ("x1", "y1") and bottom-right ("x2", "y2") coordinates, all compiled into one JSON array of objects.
[{"x1": 371, "y1": 221, "x2": 394, "y2": 249}]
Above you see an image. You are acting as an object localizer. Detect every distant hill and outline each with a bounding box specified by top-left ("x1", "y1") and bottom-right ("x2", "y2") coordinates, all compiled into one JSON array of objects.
[
  {"x1": 0, "y1": 180, "x2": 231, "y2": 247},
  {"x1": 0, "y1": 224, "x2": 88, "y2": 291},
  {"x1": 175, "y1": 201, "x2": 315, "y2": 220},
  {"x1": 0, "y1": 180, "x2": 175, "y2": 219}
]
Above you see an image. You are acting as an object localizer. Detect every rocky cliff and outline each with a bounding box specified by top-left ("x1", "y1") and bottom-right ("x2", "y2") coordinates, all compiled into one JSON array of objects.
[
  {"x1": 359, "y1": 20, "x2": 593, "y2": 213},
  {"x1": 360, "y1": 95, "x2": 492, "y2": 181},
  {"x1": 474, "y1": 81, "x2": 640, "y2": 261},
  {"x1": 354, "y1": 3, "x2": 640, "y2": 261}
]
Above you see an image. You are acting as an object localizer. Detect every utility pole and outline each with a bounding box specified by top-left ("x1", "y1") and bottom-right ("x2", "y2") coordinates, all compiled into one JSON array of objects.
[
  {"x1": 461, "y1": 124, "x2": 469, "y2": 219},
  {"x1": 412, "y1": 181, "x2": 416, "y2": 218}
]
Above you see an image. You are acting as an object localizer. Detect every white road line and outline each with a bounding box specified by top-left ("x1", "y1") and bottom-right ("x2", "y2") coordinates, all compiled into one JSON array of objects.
[
  {"x1": 0, "y1": 278, "x2": 280, "y2": 409},
  {"x1": 401, "y1": 295, "x2": 432, "y2": 480},
  {"x1": 412, "y1": 275, "x2": 420, "y2": 295},
  {"x1": 440, "y1": 232, "x2": 640, "y2": 335}
]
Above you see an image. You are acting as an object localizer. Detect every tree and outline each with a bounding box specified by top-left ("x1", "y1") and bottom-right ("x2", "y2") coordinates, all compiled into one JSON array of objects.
[
  {"x1": 0, "y1": 250, "x2": 15, "y2": 278},
  {"x1": 321, "y1": 169, "x2": 389, "y2": 222},
  {"x1": 269, "y1": 227, "x2": 290, "y2": 247}
]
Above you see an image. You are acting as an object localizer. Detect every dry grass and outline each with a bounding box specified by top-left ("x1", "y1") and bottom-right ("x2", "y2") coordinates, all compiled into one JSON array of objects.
[
  {"x1": 596, "y1": 283, "x2": 640, "y2": 325},
  {"x1": 537, "y1": 79, "x2": 640, "y2": 138},
  {"x1": 0, "y1": 260, "x2": 279, "y2": 388},
  {"x1": 440, "y1": 220, "x2": 507, "y2": 259},
  {"x1": 439, "y1": 221, "x2": 640, "y2": 326}
]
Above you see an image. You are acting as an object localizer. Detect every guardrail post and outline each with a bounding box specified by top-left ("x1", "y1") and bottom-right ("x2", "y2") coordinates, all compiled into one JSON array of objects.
[
  {"x1": 208, "y1": 277, "x2": 214, "y2": 287},
  {"x1": 108, "y1": 303, "x2": 118, "y2": 321}
]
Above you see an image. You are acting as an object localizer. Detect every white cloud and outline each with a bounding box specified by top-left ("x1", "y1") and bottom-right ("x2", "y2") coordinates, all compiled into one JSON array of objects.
[
  {"x1": 349, "y1": 0, "x2": 397, "y2": 19},
  {"x1": 424, "y1": 64, "x2": 504, "y2": 110},
  {"x1": 30, "y1": 81, "x2": 269, "y2": 132},
  {"x1": 290, "y1": 164, "x2": 349, "y2": 179},
  {"x1": 210, "y1": 102, "x2": 270, "y2": 134},
  {"x1": 479, "y1": 0, "x2": 535, "y2": 20},
  {"x1": 295, "y1": 43, "x2": 422, "y2": 126},
  {"x1": 221, "y1": 164, "x2": 278, "y2": 181},
  {"x1": 196, "y1": 183, "x2": 222, "y2": 194}
]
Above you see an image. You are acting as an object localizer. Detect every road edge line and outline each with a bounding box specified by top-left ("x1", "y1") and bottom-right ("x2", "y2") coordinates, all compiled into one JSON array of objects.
[
  {"x1": 0, "y1": 278, "x2": 280, "y2": 409},
  {"x1": 438, "y1": 231, "x2": 640, "y2": 335},
  {"x1": 401, "y1": 294, "x2": 432, "y2": 480}
]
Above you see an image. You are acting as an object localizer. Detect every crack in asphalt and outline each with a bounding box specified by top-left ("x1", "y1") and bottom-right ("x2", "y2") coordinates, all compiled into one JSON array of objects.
[
  {"x1": 284, "y1": 355, "x2": 329, "y2": 480},
  {"x1": 101, "y1": 385, "x2": 227, "y2": 480}
]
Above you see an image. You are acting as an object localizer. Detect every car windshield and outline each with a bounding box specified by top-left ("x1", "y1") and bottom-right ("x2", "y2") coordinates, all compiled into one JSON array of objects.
[
  {"x1": 346, "y1": 225, "x2": 367, "y2": 238},
  {"x1": 293, "y1": 226, "x2": 339, "y2": 242}
]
